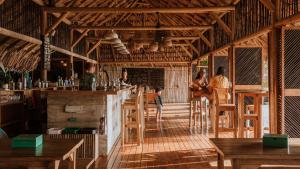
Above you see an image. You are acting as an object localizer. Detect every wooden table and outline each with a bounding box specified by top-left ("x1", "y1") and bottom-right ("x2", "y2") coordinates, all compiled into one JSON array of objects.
[
  {"x1": 0, "y1": 137, "x2": 84, "y2": 169},
  {"x1": 236, "y1": 90, "x2": 269, "y2": 138},
  {"x1": 210, "y1": 138, "x2": 300, "y2": 169}
]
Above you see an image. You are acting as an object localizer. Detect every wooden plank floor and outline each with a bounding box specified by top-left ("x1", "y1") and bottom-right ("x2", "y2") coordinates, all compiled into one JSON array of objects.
[{"x1": 95, "y1": 113, "x2": 235, "y2": 169}]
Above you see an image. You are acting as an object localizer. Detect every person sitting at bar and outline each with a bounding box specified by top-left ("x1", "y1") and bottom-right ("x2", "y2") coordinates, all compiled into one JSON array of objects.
[
  {"x1": 80, "y1": 63, "x2": 96, "y2": 90},
  {"x1": 207, "y1": 66, "x2": 230, "y2": 101},
  {"x1": 119, "y1": 69, "x2": 130, "y2": 86},
  {"x1": 208, "y1": 66, "x2": 229, "y2": 92},
  {"x1": 154, "y1": 88, "x2": 164, "y2": 121},
  {"x1": 191, "y1": 68, "x2": 209, "y2": 97}
]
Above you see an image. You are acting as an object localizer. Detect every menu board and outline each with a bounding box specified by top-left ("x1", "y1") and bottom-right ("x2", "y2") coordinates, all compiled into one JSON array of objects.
[{"x1": 124, "y1": 68, "x2": 164, "y2": 89}]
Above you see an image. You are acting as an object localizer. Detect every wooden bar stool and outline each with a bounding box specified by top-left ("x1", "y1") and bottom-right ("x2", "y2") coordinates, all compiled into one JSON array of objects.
[
  {"x1": 240, "y1": 104, "x2": 259, "y2": 138},
  {"x1": 144, "y1": 92, "x2": 157, "y2": 121},
  {"x1": 190, "y1": 97, "x2": 208, "y2": 128},
  {"x1": 121, "y1": 88, "x2": 144, "y2": 146},
  {"x1": 213, "y1": 88, "x2": 237, "y2": 138}
]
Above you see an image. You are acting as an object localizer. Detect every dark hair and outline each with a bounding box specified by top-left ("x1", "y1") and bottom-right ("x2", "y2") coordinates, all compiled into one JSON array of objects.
[
  {"x1": 216, "y1": 66, "x2": 225, "y2": 76},
  {"x1": 155, "y1": 87, "x2": 162, "y2": 93},
  {"x1": 122, "y1": 69, "x2": 127, "y2": 74},
  {"x1": 195, "y1": 69, "x2": 206, "y2": 80}
]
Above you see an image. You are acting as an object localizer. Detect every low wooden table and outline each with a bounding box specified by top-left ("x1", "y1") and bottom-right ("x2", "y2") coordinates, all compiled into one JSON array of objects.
[
  {"x1": 0, "y1": 137, "x2": 84, "y2": 169},
  {"x1": 236, "y1": 90, "x2": 269, "y2": 138},
  {"x1": 210, "y1": 138, "x2": 300, "y2": 169}
]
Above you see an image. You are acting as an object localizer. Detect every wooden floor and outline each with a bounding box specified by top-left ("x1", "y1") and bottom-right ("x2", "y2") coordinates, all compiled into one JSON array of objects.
[{"x1": 96, "y1": 111, "x2": 234, "y2": 169}]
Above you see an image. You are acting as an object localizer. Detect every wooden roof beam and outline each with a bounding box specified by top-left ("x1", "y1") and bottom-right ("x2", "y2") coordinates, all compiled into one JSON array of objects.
[
  {"x1": 45, "y1": 12, "x2": 69, "y2": 36},
  {"x1": 259, "y1": 0, "x2": 274, "y2": 11},
  {"x1": 71, "y1": 29, "x2": 89, "y2": 48},
  {"x1": 71, "y1": 25, "x2": 212, "y2": 31},
  {"x1": 210, "y1": 13, "x2": 232, "y2": 36},
  {"x1": 87, "y1": 39, "x2": 102, "y2": 55},
  {"x1": 42, "y1": 6, "x2": 235, "y2": 13}
]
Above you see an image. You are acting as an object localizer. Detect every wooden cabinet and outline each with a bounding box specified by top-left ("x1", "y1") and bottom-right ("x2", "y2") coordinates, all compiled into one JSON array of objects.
[{"x1": 0, "y1": 98, "x2": 24, "y2": 137}]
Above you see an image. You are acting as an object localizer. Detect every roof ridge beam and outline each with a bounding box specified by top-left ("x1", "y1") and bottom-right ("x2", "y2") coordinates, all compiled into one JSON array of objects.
[
  {"x1": 70, "y1": 25, "x2": 212, "y2": 31},
  {"x1": 42, "y1": 6, "x2": 235, "y2": 13}
]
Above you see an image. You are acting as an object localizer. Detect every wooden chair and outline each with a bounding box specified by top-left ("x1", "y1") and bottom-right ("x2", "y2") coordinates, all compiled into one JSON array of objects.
[
  {"x1": 240, "y1": 104, "x2": 259, "y2": 138},
  {"x1": 144, "y1": 92, "x2": 157, "y2": 121},
  {"x1": 121, "y1": 88, "x2": 144, "y2": 146},
  {"x1": 213, "y1": 88, "x2": 237, "y2": 138}
]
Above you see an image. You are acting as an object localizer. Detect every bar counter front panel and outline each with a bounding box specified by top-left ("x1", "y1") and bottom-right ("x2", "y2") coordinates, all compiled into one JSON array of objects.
[{"x1": 47, "y1": 87, "x2": 133, "y2": 156}]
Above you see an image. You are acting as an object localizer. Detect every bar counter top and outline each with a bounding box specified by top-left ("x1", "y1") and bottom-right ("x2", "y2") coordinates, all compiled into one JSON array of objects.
[{"x1": 47, "y1": 86, "x2": 135, "y2": 95}]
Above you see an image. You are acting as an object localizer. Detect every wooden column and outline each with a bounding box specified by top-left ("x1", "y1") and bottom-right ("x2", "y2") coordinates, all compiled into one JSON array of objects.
[
  {"x1": 268, "y1": 0, "x2": 281, "y2": 134},
  {"x1": 40, "y1": 10, "x2": 48, "y2": 81},
  {"x1": 229, "y1": 10, "x2": 236, "y2": 103},
  {"x1": 208, "y1": 26, "x2": 215, "y2": 79},
  {"x1": 228, "y1": 45, "x2": 235, "y2": 103},
  {"x1": 68, "y1": 29, "x2": 74, "y2": 78}
]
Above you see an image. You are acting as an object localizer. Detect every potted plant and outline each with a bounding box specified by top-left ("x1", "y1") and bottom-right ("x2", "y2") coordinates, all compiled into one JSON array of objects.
[{"x1": 0, "y1": 62, "x2": 11, "y2": 90}]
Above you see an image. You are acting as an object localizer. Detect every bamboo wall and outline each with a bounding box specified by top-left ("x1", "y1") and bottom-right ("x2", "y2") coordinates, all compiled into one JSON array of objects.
[
  {"x1": 235, "y1": 0, "x2": 271, "y2": 40},
  {"x1": 0, "y1": 0, "x2": 40, "y2": 39}
]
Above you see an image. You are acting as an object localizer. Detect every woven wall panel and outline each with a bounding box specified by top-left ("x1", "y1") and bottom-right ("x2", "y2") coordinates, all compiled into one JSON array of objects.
[
  {"x1": 235, "y1": 48, "x2": 262, "y2": 85},
  {"x1": 0, "y1": 0, "x2": 41, "y2": 39},
  {"x1": 214, "y1": 56, "x2": 229, "y2": 77},
  {"x1": 284, "y1": 96, "x2": 300, "y2": 138},
  {"x1": 284, "y1": 29, "x2": 300, "y2": 88}
]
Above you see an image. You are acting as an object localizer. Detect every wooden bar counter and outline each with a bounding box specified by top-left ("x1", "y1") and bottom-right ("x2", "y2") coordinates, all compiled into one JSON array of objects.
[{"x1": 47, "y1": 86, "x2": 134, "y2": 156}]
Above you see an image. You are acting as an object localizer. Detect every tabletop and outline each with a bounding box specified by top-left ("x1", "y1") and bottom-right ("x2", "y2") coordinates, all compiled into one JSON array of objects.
[
  {"x1": 0, "y1": 137, "x2": 83, "y2": 161},
  {"x1": 210, "y1": 138, "x2": 300, "y2": 159}
]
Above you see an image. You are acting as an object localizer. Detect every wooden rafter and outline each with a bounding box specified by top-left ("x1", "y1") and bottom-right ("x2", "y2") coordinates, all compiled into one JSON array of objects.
[
  {"x1": 259, "y1": 0, "x2": 274, "y2": 11},
  {"x1": 43, "y1": 6, "x2": 235, "y2": 13},
  {"x1": 71, "y1": 25, "x2": 212, "y2": 30},
  {"x1": 180, "y1": 45, "x2": 192, "y2": 58},
  {"x1": 87, "y1": 39, "x2": 102, "y2": 56},
  {"x1": 210, "y1": 13, "x2": 232, "y2": 36},
  {"x1": 71, "y1": 29, "x2": 89, "y2": 48},
  {"x1": 45, "y1": 12, "x2": 69, "y2": 36}
]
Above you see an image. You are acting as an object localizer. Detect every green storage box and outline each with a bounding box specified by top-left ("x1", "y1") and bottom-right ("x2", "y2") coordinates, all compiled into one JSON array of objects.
[
  {"x1": 263, "y1": 134, "x2": 288, "y2": 148},
  {"x1": 11, "y1": 134, "x2": 43, "y2": 148},
  {"x1": 62, "y1": 127, "x2": 80, "y2": 134}
]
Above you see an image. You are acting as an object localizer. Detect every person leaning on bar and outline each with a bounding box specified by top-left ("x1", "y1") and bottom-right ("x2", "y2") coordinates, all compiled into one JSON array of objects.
[{"x1": 80, "y1": 63, "x2": 96, "y2": 90}]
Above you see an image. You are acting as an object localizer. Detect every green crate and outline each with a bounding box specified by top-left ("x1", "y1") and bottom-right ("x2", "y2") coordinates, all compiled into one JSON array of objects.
[
  {"x1": 11, "y1": 134, "x2": 43, "y2": 148},
  {"x1": 62, "y1": 127, "x2": 80, "y2": 134},
  {"x1": 263, "y1": 134, "x2": 288, "y2": 148}
]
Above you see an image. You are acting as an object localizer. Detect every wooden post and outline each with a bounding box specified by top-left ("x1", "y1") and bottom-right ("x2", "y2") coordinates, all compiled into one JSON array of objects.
[
  {"x1": 95, "y1": 31, "x2": 100, "y2": 77},
  {"x1": 268, "y1": 0, "x2": 281, "y2": 134},
  {"x1": 228, "y1": 45, "x2": 235, "y2": 103},
  {"x1": 229, "y1": 10, "x2": 236, "y2": 104},
  {"x1": 40, "y1": 10, "x2": 48, "y2": 81},
  {"x1": 68, "y1": 29, "x2": 74, "y2": 78},
  {"x1": 209, "y1": 27, "x2": 215, "y2": 80}
]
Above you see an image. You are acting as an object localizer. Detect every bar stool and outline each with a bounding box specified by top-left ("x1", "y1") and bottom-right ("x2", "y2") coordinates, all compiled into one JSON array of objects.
[
  {"x1": 213, "y1": 88, "x2": 237, "y2": 138},
  {"x1": 191, "y1": 97, "x2": 208, "y2": 128},
  {"x1": 240, "y1": 104, "x2": 259, "y2": 138},
  {"x1": 144, "y1": 92, "x2": 157, "y2": 121},
  {"x1": 121, "y1": 88, "x2": 144, "y2": 146}
]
